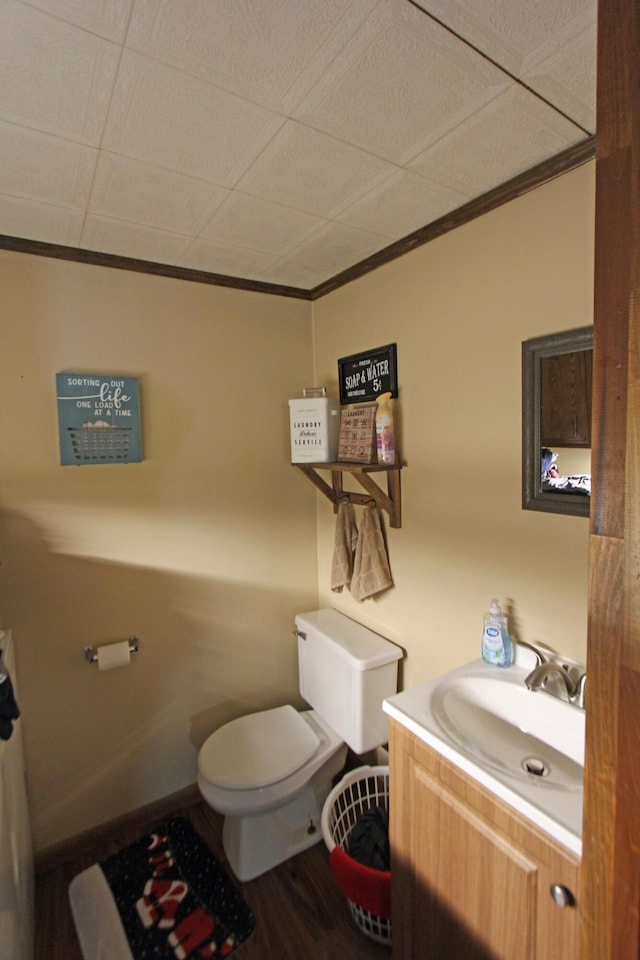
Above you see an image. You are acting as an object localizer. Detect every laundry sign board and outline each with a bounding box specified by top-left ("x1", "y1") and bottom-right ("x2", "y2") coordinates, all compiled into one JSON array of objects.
[
  {"x1": 56, "y1": 373, "x2": 142, "y2": 465},
  {"x1": 338, "y1": 343, "x2": 398, "y2": 405}
]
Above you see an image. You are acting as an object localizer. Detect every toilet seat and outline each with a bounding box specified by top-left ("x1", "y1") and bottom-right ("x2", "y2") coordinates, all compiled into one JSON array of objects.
[
  {"x1": 198, "y1": 704, "x2": 320, "y2": 790},
  {"x1": 198, "y1": 709, "x2": 346, "y2": 820}
]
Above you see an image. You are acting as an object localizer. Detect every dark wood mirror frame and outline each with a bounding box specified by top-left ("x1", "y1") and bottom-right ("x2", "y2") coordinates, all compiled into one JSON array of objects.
[{"x1": 522, "y1": 326, "x2": 593, "y2": 518}]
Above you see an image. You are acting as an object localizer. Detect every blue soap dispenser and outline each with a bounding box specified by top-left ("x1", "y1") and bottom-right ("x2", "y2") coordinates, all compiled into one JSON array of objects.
[{"x1": 481, "y1": 599, "x2": 513, "y2": 667}]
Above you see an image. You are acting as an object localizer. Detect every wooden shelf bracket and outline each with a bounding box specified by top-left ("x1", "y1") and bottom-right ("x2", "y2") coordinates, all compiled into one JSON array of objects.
[{"x1": 293, "y1": 461, "x2": 402, "y2": 528}]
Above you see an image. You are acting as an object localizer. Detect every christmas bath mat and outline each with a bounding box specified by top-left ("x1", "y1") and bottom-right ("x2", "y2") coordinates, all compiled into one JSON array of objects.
[{"x1": 69, "y1": 817, "x2": 255, "y2": 960}]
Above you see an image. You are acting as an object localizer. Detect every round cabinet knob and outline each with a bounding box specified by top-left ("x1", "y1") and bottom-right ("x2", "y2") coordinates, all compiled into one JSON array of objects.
[{"x1": 550, "y1": 884, "x2": 575, "y2": 908}]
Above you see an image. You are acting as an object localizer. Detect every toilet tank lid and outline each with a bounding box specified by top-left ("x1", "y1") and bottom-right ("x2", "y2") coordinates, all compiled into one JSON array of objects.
[{"x1": 295, "y1": 609, "x2": 402, "y2": 670}]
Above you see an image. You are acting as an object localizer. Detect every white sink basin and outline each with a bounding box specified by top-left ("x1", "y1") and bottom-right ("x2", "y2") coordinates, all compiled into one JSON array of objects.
[
  {"x1": 432, "y1": 674, "x2": 584, "y2": 783},
  {"x1": 383, "y1": 656, "x2": 585, "y2": 855}
]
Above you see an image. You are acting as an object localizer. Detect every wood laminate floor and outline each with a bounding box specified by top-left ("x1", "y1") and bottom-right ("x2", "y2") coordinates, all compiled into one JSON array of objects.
[{"x1": 35, "y1": 799, "x2": 390, "y2": 960}]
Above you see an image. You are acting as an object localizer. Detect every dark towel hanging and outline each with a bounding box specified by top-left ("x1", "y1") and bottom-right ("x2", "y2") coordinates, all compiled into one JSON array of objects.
[{"x1": 0, "y1": 650, "x2": 20, "y2": 741}]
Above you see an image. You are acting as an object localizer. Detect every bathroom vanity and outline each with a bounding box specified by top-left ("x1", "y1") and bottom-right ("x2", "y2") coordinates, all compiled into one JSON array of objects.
[
  {"x1": 384, "y1": 656, "x2": 583, "y2": 960},
  {"x1": 388, "y1": 721, "x2": 579, "y2": 960}
]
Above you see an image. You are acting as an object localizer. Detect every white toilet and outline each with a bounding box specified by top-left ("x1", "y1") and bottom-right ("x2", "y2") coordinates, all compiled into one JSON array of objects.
[{"x1": 197, "y1": 608, "x2": 402, "y2": 881}]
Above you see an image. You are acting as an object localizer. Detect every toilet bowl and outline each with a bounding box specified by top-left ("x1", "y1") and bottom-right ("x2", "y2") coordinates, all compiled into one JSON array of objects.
[
  {"x1": 196, "y1": 609, "x2": 402, "y2": 882},
  {"x1": 198, "y1": 706, "x2": 347, "y2": 881},
  {"x1": 198, "y1": 706, "x2": 345, "y2": 816}
]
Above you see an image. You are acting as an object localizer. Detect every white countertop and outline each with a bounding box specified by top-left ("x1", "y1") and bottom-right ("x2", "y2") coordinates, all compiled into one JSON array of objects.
[{"x1": 383, "y1": 654, "x2": 584, "y2": 856}]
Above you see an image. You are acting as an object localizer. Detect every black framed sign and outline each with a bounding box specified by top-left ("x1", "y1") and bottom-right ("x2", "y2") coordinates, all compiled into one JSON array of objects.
[{"x1": 338, "y1": 343, "x2": 398, "y2": 405}]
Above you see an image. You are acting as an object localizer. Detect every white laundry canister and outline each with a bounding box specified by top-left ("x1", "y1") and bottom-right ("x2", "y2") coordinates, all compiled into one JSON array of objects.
[{"x1": 289, "y1": 396, "x2": 340, "y2": 462}]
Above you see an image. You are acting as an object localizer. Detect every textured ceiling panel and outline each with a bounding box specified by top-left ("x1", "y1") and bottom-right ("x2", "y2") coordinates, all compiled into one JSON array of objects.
[
  {"x1": 19, "y1": 0, "x2": 135, "y2": 42},
  {"x1": 236, "y1": 120, "x2": 395, "y2": 218},
  {"x1": 199, "y1": 193, "x2": 326, "y2": 257},
  {"x1": 258, "y1": 219, "x2": 388, "y2": 288},
  {"x1": 101, "y1": 52, "x2": 285, "y2": 186},
  {"x1": 0, "y1": 193, "x2": 84, "y2": 245},
  {"x1": 0, "y1": 1, "x2": 121, "y2": 143},
  {"x1": 336, "y1": 167, "x2": 468, "y2": 240},
  {"x1": 81, "y1": 214, "x2": 193, "y2": 264},
  {"x1": 0, "y1": 121, "x2": 95, "y2": 208},
  {"x1": 88, "y1": 154, "x2": 229, "y2": 235},
  {"x1": 0, "y1": 0, "x2": 597, "y2": 292},
  {"x1": 414, "y1": 0, "x2": 591, "y2": 79},
  {"x1": 296, "y1": 1, "x2": 510, "y2": 163},
  {"x1": 126, "y1": 0, "x2": 379, "y2": 113},
  {"x1": 177, "y1": 235, "x2": 279, "y2": 279},
  {"x1": 520, "y1": 23, "x2": 596, "y2": 132},
  {"x1": 409, "y1": 86, "x2": 585, "y2": 195}
]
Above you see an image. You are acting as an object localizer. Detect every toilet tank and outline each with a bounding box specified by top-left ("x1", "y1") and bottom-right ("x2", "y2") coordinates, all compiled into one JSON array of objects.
[{"x1": 295, "y1": 608, "x2": 402, "y2": 754}]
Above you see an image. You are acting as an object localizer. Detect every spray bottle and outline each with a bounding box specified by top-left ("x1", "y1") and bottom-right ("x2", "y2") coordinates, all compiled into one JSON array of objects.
[{"x1": 375, "y1": 392, "x2": 395, "y2": 465}]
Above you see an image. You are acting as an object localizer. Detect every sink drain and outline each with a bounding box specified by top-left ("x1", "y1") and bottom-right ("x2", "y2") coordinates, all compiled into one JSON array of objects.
[{"x1": 522, "y1": 757, "x2": 549, "y2": 777}]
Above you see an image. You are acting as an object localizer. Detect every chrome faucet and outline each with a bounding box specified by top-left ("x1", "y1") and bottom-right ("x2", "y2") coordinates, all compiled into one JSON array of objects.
[
  {"x1": 525, "y1": 661, "x2": 586, "y2": 708},
  {"x1": 515, "y1": 639, "x2": 547, "y2": 666},
  {"x1": 573, "y1": 672, "x2": 587, "y2": 709}
]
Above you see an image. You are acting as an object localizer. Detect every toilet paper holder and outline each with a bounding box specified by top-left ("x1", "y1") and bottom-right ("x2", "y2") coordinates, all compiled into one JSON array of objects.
[{"x1": 84, "y1": 635, "x2": 140, "y2": 664}]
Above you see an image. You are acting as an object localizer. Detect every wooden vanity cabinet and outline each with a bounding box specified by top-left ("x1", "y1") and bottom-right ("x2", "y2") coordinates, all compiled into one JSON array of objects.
[{"x1": 389, "y1": 720, "x2": 580, "y2": 960}]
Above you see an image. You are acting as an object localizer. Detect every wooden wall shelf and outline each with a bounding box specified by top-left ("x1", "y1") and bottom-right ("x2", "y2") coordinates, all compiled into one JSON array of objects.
[{"x1": 292, "y1": 461, "x2": 403, "y2": 528}]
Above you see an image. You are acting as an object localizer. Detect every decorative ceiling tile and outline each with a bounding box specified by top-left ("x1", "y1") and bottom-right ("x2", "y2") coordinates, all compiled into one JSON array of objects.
[
  {"x1": 0, "y1": 1, "x2": 121, "y2": 144},
  {"x1": 101, "y1": 51, "x2": 285, "y2": 187},
  {"x1": 0, "y1": 194, "x2": 84, "y2": 245},
  {"x1": 18, "y1": 0, "x2": 135, "y2": 42},
  {"x1": 413, "y1": 0, "x2": 596, "y2": 129},
  {"x1": 236, "y1": 120, "x2": 395, "y2": 219},
  {"x1": 178, "y1": 237, "x2": 278, "y2": 279},
  {"x1": 199, "y1": 193, "x2": 327, "y2": 257},
  {"x1": 0, "y1": 0, "x2": 597, "y2": 290},
  {"x1": 0, "y1": 121, "x2": 96, "y2": 207},
  {"x1": 126, "y1": 0, "x2": 378, "y2": 113},
  {"x1": 257, "y1": 256, "x2": 330, "y2": 290},
  {"x1": 295, "y1": 220, "x2": 387, "y2": 267},
  {"x1": 296, "y1": 0, "x2": 510, "y2": 164},
  {"x1": 409, "y1": 85, "x2": 585, "y2": 196},
  {"x1": 521, "y1": 23, "x2": 596, "y2": 133},
  {"x1": 337, "y1": 168, "x2": 469, "y2": 240},
  {"x1": 413, "y1": 0, "x2": 594, "y2": 76},
  {"x1": 89, "y1": 154, "x2": 229, "y2": 235},
  {"x1": 81, "y1": 216, "x2": 192, "y2": 264},
  {"x1": 259, "y1": 220, "x2": 386, "y2": 287}
]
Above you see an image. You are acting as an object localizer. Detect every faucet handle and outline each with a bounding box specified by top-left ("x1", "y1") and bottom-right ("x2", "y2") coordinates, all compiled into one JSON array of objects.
[{"x1": 573, "y1": 673, "x2": 587, "y2": 709}]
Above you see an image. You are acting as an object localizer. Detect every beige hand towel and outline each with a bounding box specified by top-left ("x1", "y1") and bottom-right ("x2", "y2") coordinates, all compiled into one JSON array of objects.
[
  {"x1": 350, "y1": 505, "x2": 393, "y2": 602},
  {"x1": 331, "y1": 500, "x2": 358, "y2": 592}
]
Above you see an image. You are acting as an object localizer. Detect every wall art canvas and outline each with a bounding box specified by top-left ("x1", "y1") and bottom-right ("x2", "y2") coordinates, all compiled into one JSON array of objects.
[{"x1": 56, "y1": 373, "x2": 142, "y2": 465}]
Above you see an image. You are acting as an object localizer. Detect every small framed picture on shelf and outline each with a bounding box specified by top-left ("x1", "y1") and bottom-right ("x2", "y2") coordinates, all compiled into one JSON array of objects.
[{"x1": 338, "y1": 405, "x2": 377, "y2": 463}]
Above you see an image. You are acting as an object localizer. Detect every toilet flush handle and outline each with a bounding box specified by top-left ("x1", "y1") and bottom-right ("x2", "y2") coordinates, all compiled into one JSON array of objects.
[{"x1": 293, "y1": 629, "x2": 307, "y2": 641}]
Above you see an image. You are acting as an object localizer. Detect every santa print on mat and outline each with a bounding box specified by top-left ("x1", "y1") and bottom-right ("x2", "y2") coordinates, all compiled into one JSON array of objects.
[
  {"x1": 99, "y1": 818, "x2": 255, "y2": 960},
  {"x1": 136, "y1": 831, "x2": 237, "y2": 958}
]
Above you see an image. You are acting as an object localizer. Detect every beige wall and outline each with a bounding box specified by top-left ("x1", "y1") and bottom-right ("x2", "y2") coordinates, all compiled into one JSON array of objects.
[
  {"x1": 313, "y1": 163, "x2": 594, "y2": 689},
  {"x1": 0, "y1": 253, "x2": 316, "y2": 850},
  {"x1": 0, "y1": 161, "x2": 594, "y2": 851}
]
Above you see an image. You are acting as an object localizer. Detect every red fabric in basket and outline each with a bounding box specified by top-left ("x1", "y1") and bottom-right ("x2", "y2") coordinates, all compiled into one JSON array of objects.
[{"x1": 329, "y1": 846, "x2": 391, "y2": 919}]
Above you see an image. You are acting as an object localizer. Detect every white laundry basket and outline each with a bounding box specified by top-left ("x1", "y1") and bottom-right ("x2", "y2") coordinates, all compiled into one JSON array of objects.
[{"x1": 321, "y1": 765, "x2": 391, "y2": 946}]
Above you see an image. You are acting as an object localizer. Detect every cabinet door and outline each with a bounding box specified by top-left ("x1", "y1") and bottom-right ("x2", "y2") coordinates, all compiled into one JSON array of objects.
[
  {"x1": 389, "y1": 722, "x2": 580, "y2": 960},
  {"x1": 540, "y1": 349, "x2": 592, "y2": 447},
  {"x1": 395, "y1": 755, "x2": 537, "y2": 959}
]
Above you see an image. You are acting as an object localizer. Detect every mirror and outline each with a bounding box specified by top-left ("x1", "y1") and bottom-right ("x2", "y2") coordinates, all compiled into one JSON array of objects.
[{"x1": 522, "y1": 326, "x2": 593, "y2": 517}]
